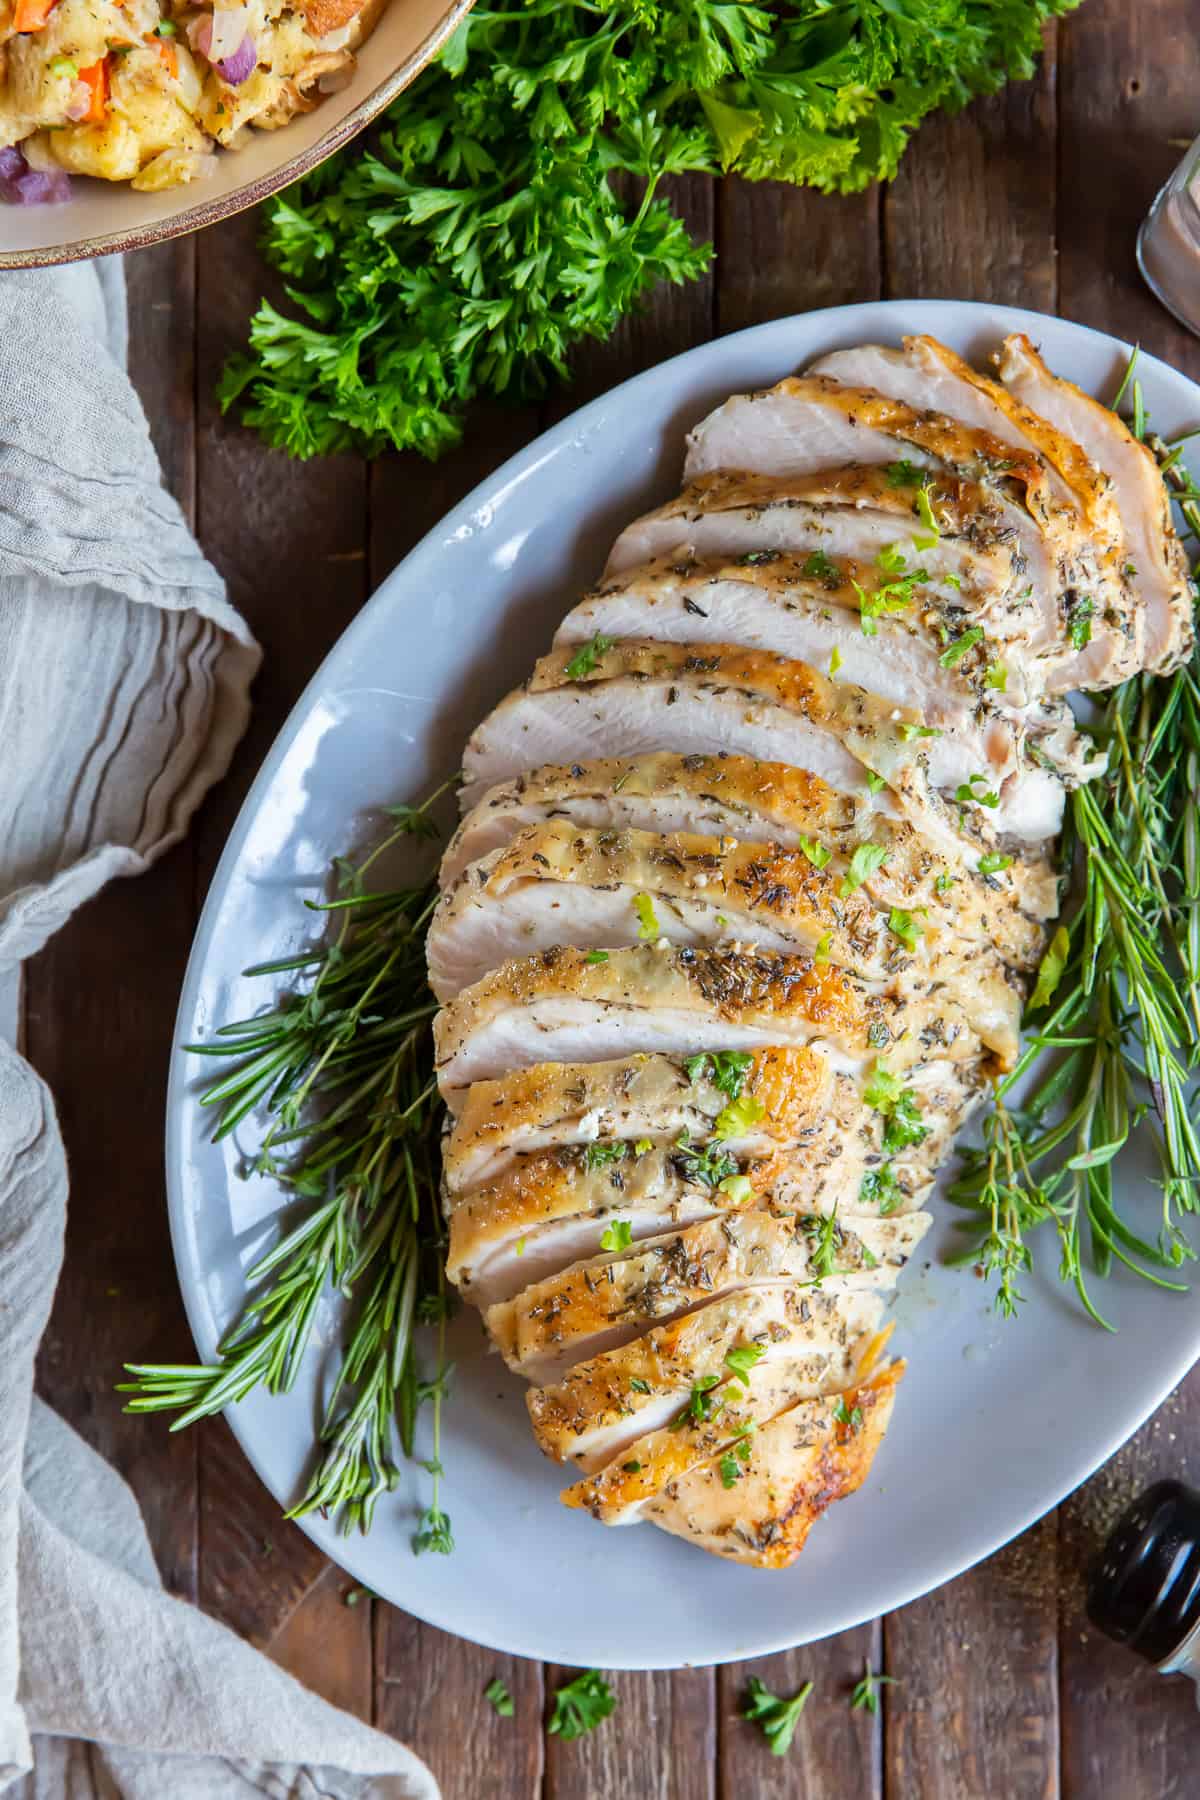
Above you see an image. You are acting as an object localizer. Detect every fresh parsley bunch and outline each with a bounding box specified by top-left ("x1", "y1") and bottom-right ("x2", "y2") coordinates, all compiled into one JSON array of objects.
[{"x1": 220, "y1": 0, "x2": 1080, "y2": 461}]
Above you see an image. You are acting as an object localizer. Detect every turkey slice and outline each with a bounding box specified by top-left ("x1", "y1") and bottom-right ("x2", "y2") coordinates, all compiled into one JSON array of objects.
[
  {"x1": 426, "y1": 821, "x2": 1022, "y2": 1059},
  {"x1": 487, "y1": 1207, "x2": 930, "y2": 1382},
  {"x1": 433, "y1": 943, "x2": 992, "y2": 1101},
  {"x1": 442, "y1": 1046, "x2": 831, "y2": 1194},
  {"x1": 808, "y1": 337, "x2": 1139, "y2": 690},
  {"x1": 998, "y1": 331, "x2": 1194, "y2": 674},
  {"x1": 526, "y1": 1282, "x2": 883, "y2": 1470},
  {"x1": 460, "y1": 640, "x2": 1066, "y2": 852},
  {"x1": 681, "y1": 375, "x2": 1077, "y2": 661},
  {"x1": 640, "y1": 1359, "x2": 903, "y2": 1565},
  {"x1": 556, "y1": 544, "x2": 1072, "y2": 732},
  {"x1": 443, "y1": 754, "x2": 1057, "y2": 948}
]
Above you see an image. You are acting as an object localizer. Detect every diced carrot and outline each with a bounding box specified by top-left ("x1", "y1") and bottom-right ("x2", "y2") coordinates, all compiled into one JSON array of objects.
[
  {"x1": 76, "y1": 56, "x2": 109, "y2": 124},
  {"x1": 12, "y1": 0, "x2": 58, "y2": 32},
  {"x1": 155, "y1": 37, "x2": 178, "y2": 78}
]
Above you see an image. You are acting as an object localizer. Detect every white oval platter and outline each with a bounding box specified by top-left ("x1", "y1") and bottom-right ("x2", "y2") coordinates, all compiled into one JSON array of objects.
[{"x1": 167, "y1": 299, "x2": 1200, "y2": 1669}]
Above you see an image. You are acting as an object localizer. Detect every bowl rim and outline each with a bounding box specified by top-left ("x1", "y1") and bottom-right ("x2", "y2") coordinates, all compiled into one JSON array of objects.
[{"x1": 0, "y1": 0, "x2": 474, "y2": 269}]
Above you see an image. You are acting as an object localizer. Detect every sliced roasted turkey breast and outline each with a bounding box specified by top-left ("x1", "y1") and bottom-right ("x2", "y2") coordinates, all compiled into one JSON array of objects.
[
  {"x1": 442, "y1": 1046, "x2": 832, "y2": 1194},
  {"x1": 433, "y1": 943, "x2": 994, "y2": 1102},
  {"x1": 606, "y1": 469, "x2": 1016, "y2": 597},
  {"x1": 460, "y1": 640, "x2": 1067, "y2": 853},
  {"x1": 808, "y1": 338, "x2": 1139, "y2": 691},
  {"x1": 443, "y1": 755, "x2": 1058, "y2": 945},
  {"x1": 426, "y1": 820, "x2": 1022, "y2": 1058},
  {"x1": 526, "y1": 1282, "x2": 883, "y2": 1469},
  {"x1": 997, "y1": 332, "x2": 1194, "y2": 674},
  {"x1": 640, "y1": 1358, "x2": 903, "y2": 1565},
  {"x1": 554, "y1": 547, "x2": 1091, "y2": 746},
  {"x1": 486, "y1": 1207, "x2": 931, "y2": 1382}
]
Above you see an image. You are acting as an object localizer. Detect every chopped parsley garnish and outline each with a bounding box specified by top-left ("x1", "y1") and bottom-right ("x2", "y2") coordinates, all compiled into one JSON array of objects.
[
  {"x1": 977, "y1": 851, "x2": 1013, "y2": 875},
  {"x1": 814, "y1": 929, "x2": 832, "y2": 963},
  {"x1": 717, "y1": 1172, "x2": 754, "y2": 1204},
  {"x1": 563, "y1": 632, "x2": 614, "y2": 679},
  {"x1": 850, "y1": 1662, "x2": 898, "y2": 1715},
  {"x1": 485, "y1": 1677, "x2": 514, "y2": 1717},
  {"x1": 886, "y1": 907, "x2": 923, "y2": 951},
  {"x1": 673, "y1": 1131, "x2": 739, "y2": 1188},
  {"x1": 855, "y1": 576, "x2": 916, "y2": 636},
  {"x1": 865, "y1": 770, "x2": 888, "y2": 793},
  {"x1": 798, "y1": 835, "x2": 832, "y2": 869},
  {"x1": 829, "y1": 645, "x2": 844, "y2": 676},
  {"x1": 877, "y1": 542, "x2": 908, "y2": 576},
  {"x1": 742, "y1": 1675, "x2": 813, "y2": 1757},
  {"x1": 583, "y1": 1141, "x2": 628, "y2": 1172},
  {"x1": 738, "y1": 549, "x2": 779, "y2": 566},
  {"x1": 633, "y1": 891, "x2": 660, "y2": 939},
  {"x1": 684, "y1": 1050, "x2": 753, "y2": 1099},
  {"x1": 955, "y1": 772, "x2": 1000, "y2": 808},
  {"x1": 804, "y1": 1210, "x2": 842, "y2": 1279},
  {"x1": 832, "y1": 1395, "x2": 863, "y2": 1432},
  {"x1": 719, "y1": 1425, "x2": 755, "y2": 1487},
  {"x1": 1066, "y1": 593, "x2": 1094, "y2": 650},
  {"x1": 839, "y1": 842, "x2": 888, "y2": 896},
  {"x1": 633, "y1": 1137, "x2": 653, "y2": 1155},
  {"x1": 724, "y1": 1343, "x2": 766, "y2": 1385},
  {"x1": 913, "y1": 483, "x2": 940, "y2": 548},
  {"x1": 622, "y1": 1459, "x2": 641, "y2": 1473},
  {"x1": 985, "y1": 661, "x2": 1008, "y2": 691},
  {"x1": 859, "y1": 1163, "x2": 903, "y2": 1214},
  {"x1": 897, "y1": 721, "x2": 940, "y2": 741},
  {"x1": 599, "y1": 1218, "x2": 633, "y2": 1252},
  {"x1": 934, "y1": 869, "x2": 956, "y2": 893},
  {"x1": 628, "y1": 1376, "x2": 651, "y2": 1394},
  {"x1": 803, "y1": 550, "x2": 839, "y2": 582},
  {"x1": 669, "y1": 1373, "x2": 722, "y2": 1428},
  {"x1": 548, "y1": 1669, "x2": 616, "y2": 1740},
  {"x1": 939, "y1": 626, "x2": 984, "y2": 667},
  {"x1": 713, "y1": 1091, "x2": 766, "y2": 1140},
  {"x1": 863, "y1": 1061, "x2": 928, "y2": 1152},
  {"x1": 585, "y1": 948, "x2": 610, "y2": 963},
  {"x1": 884, "y1": 459, "x2": 923, "y2": 487}
]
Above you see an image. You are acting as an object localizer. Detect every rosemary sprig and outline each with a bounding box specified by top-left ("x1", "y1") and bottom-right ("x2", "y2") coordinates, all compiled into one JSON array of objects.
[
  {"x1": 950, "y1": 376, "x2": 1200, "y2": 1320},
  {"x1": 121, "y1": 783, "x2": 457, "y2": 1544}
]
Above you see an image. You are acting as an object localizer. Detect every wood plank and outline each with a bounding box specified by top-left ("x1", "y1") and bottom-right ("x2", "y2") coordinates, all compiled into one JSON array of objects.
[
  {"x1": 544, "y1": 1665, "x2": 714, "y2": 1800},
  {"x1": 715, "y1": 183, "x2": 881, "y2": 332},
  {"x1": 24, "y1": 240, "x2": 200, "y2": 1604},
  {"x1": 884, "y1": 35, "x2": 1058, "y2": 309},
  {"x1": 719, "y1": 1627, "x2": 881, "y2": 1800},
  {"x1": 1058, "y1": 0, "x2": 1200, "y2": 376},
  {"x1": 267, "y1": 1560, "x2": 374, "y2": 1719},
  {"x1": 1060, "y1": 1370, "x2": 1200, "y2": 1797},
  {"x1": 125, "y1": 240, "x2": 197, "y2": 522},
  {"x1": 375, "y1": 1610, "x2": 543, "y2": 1800},
  {"x1": 192, "y1": 209, "x2": 370, "y2": 1635},
  {"x1": 885, "y1": 1519, "x2": 1058, "y2": 1799}
]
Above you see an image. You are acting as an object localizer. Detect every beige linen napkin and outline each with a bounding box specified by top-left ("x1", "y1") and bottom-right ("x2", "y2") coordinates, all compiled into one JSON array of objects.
[{"x1": 0, "y1": 261, "x2": 439, "y2": 1800}]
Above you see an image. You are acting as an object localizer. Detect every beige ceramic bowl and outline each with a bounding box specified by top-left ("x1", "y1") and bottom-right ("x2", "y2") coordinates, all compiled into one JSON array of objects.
[{"x1": 0, "y1": 0, "x2": 473, "y2": 267}]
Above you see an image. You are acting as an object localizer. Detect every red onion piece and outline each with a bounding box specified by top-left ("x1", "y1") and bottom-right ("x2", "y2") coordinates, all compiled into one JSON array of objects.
[
  {"x1": 0, "y1": 153, "x2": 71, "y2": 205},
  {"x1": 215, "y1": 31, "x2": 255, "y2": 84}
]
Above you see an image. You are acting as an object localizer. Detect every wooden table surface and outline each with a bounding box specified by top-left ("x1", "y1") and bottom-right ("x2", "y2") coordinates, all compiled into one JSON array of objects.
[{"x1": 19, "y1": 1, "x2": 1200, "y2": 1793}]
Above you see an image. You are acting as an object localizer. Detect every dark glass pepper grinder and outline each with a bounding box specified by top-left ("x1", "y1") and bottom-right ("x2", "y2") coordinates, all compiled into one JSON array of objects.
[{"x1": 1087, "y1": 1480, "x2": 1200, "y2": 1701}]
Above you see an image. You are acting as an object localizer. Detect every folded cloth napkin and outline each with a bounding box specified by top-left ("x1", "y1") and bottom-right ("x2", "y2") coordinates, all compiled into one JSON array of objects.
[{"x1": 0, "y1": 262, "x2": 439, "y2": 1800}]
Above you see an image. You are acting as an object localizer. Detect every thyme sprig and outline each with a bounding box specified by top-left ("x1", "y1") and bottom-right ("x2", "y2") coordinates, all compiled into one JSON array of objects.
[
  {"x1": 950, "y1": 377, "x2": 1200, "y2": 1321},
  {"x1": 121, "y1": 784, "x2": 456, "y2": 1544}
]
